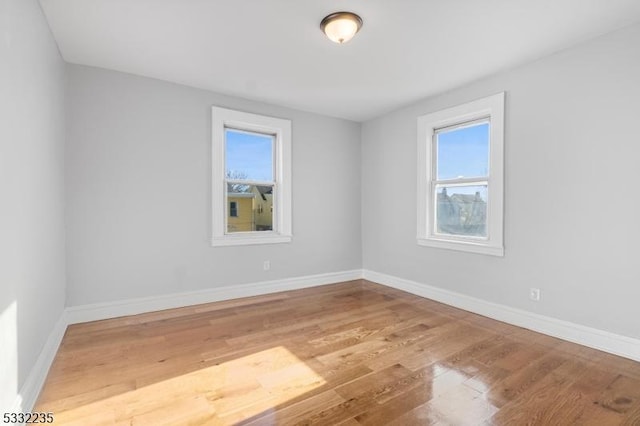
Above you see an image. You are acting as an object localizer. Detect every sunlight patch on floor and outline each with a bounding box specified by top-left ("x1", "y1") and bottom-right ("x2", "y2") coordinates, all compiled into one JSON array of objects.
[{"x1": 48, "y1": 346, "x2": 325, "y2": 425}]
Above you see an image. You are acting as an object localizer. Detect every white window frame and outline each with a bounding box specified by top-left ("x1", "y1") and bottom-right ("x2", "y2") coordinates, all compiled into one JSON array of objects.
[
  {"x1": 211, "y1": 106, "x2": 292, "y2": 246},
  {"x1": 417, "y1": 92, "x2": 505, "y2": 256}
]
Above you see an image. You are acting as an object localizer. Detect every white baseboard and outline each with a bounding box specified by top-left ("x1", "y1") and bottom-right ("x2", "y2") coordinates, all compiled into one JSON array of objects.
[
  {"x1": 66, "y1": 269, "x2": 363, "y2": 325},
  {"x1": 12, "y1": 312, "x2": 68, "y2": 413},
  {"x1": 15, "y1": 267, "x2": 639, "y2": 413},
  {"x1": 363, "y1": 269, "x2": 640, "y2": 362}
]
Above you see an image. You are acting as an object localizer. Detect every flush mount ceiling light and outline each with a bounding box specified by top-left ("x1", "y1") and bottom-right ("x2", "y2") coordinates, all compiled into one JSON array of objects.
[{"x1": 320, "y1": 12, "x2": 363, "y2": 44}]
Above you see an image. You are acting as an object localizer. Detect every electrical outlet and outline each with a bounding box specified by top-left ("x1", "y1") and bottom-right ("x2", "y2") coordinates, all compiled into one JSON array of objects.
[
  {"x1": 529, "y1": 288, "x2": 541, "y2": 302},
  {"x1": 263, "y1": 260, "x2": 270, "y2": 271}
]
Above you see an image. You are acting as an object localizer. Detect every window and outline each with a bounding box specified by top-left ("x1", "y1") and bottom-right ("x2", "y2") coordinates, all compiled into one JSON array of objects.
[
  {"x1": 229, "y1": 201, "x2": 238, "y2": 217},
  {"x1": 417, "y1": 93, "x2": 505, "y2": 256},
  {"x1": 211, "y1": 107, "x2": 292, "y2": 246}
]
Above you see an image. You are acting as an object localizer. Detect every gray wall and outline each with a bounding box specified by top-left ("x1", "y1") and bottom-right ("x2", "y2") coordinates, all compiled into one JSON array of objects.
[
  {"x1": 362, "y1": 23, "x2": 640, "y2": 340},
  {"x1": 0, "y1": 0, "x2": 66, "y2": 410},
  {"x1": 65, "y1": 65, "x2": 362, "y2": 306}
]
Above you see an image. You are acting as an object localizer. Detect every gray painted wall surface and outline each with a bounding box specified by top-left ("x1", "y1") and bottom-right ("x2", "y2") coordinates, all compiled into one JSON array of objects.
[
  {"x1": 0, "y1": 0, "x2": 66, "y2": 410},
  {"x1": 65, "y1": 65, "x2": 362, "y2": 306},
  {"x1": 361, "y1": 23, "x2": 640, "y2": 339}
]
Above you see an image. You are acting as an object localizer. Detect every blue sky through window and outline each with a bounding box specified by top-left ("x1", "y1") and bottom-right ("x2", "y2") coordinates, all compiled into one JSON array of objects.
[
  {"x1": 437, "y1": 122, "x2": 489, "y2": 180},
  {"x1": 225, "y1": 129, "x2": 274, "y2": 181}
]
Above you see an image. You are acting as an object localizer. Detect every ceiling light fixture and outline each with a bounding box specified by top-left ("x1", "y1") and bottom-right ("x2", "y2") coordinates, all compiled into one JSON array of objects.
[{"x1": 320, "y1": 12, "x2": 363, "y2": 44}]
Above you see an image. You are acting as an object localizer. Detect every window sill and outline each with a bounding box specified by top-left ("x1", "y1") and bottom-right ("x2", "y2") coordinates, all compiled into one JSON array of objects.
[
  {"x1": 417, "y1": 237, "x2": 504, "y2": 257},
  {"x1": 211, "y1": 234, "x2": 292, "y2": 247}
]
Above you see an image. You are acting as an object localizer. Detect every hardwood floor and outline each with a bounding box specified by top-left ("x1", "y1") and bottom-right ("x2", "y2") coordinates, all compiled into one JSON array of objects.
[{"x1": 36, "y1": 280, "x2": 640, "y2": 425}]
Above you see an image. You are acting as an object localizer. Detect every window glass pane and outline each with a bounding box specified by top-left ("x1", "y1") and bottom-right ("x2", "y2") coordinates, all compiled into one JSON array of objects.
[
  {"x1": 435, "y1": 185, "x2": 487, "y2": 237},
  {"x1": 227, "y1": 184, "x2": 274, "y2": 233},
  {"x1": 225, "y1": 129, "x2": 274, "y2": 182},
  {"x1": 437, "y1": 122, "x2": 489, "y2": 180}
]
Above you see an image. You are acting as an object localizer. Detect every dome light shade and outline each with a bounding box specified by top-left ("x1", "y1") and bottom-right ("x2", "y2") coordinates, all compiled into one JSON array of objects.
[{"x1": 320, "y1": 12, "x2": 363, "y2": 44}]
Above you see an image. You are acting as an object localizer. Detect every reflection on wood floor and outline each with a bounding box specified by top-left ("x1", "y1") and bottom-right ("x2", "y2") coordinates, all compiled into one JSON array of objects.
[{"x1": 36, "y1": 280, "x2": 640, "y2": 425}]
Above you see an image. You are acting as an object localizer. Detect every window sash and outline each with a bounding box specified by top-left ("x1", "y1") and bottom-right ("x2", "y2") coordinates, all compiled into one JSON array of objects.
[
  {"x1": 224, "y1": 127, "x2": 276, "y2": 183},
  {"x1": 432, "y1": 119, "x2": 491, "y2": 183},
  {"x1": 431, "y1": 181, "x2": 489, "y2": 240},
  {"x1": 430, "y1": 123, "x2": 491, "y2": 239},
  {"x1": 223, "y1": 127, "x2": 278, "y2": 236},
  {"x1": 224, "y1": 183, "x2": 277, "y2": 235}
]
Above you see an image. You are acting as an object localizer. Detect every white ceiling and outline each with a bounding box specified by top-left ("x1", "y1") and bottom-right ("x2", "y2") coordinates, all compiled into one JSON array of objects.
[{"x1": 40, "y1": 0, "x2": 640, "y2": 122}]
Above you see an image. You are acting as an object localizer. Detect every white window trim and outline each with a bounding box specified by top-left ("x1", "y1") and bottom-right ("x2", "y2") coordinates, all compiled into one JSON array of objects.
[
  {"x1": 417, "y1": 92, "x2": 505, "y2": 256},
  {"x1": 211, "y1": 107, "x2": 292, "y2": 246}
]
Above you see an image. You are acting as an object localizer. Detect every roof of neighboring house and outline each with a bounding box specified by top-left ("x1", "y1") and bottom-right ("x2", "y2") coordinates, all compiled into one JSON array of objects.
[
  {"x1": 255, "y1": 185, "x2": 273, "y2": 195},
  {"x1": 254, "y1": 185, "x2": 273, "y2": 200},
  {"x1": 228, "y1": 193, "x2": 254, "y2": 198},
  {"x1": 450, "y1": 194, "x2": 485, "y2": 204}
]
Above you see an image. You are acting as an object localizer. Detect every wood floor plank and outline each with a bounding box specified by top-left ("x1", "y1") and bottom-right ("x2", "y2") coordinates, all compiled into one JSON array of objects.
[
  {"x1": 34, "y1": 280, "x2": 640, "y2": 425},
  {"x1": 597, "y1": 374, "x2": 640, "y2": 415},
  {"x1": 353, "y1": 381, "x2": 434, "y2": 425},
  {"x1": 238, "y1": 390, "x2": 346, "y2": 426},
  {"x1": 292, "y1": 364, "x2": 422, "y2": 425},
  {"x1": 485, "y1": 352, "x2": 568, "y2": 408}
]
